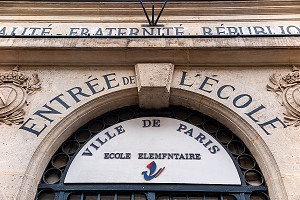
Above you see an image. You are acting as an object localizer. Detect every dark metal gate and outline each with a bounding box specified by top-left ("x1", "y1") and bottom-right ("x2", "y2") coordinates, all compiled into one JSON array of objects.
[{"x1": 35, "y1": 106, "x2": 269, "y2": 200}]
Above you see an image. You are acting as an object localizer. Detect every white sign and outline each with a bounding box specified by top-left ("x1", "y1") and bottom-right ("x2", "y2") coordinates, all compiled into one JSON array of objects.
[{"x1": 64, "y1": 117, "x2": 241, "y2": 185}]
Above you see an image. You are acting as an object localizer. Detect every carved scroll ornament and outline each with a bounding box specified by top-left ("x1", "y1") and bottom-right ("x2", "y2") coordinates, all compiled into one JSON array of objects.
[
  {"x1": 267, "y1": 66, "x2": 300, "y2": 127},
  {"x1": 0, "y1": 66, "x2": 41, "y2": 125}
]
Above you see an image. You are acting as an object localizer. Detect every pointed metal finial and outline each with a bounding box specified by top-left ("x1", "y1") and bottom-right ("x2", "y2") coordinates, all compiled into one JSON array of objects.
[{"x1": 139, "y1": 0, "x2": 168, "y2": 26}]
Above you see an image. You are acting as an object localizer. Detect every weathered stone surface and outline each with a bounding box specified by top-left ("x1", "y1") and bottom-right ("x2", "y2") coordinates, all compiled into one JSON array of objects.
[
  {"x1": 0, "y1": 1, "x2": 299, "y2": 200},
  {"x1": 135, "y1": 63, "x2": 174, "y2": 109},
  {"x1": 0, "y1": 66, "x2": 298, "y2": 200},
  {"x1": 170, "y1": 67, "x2": 300, "y2": 200},
  {"x1": 1, "y1": 40, "x2": 300, "y2": 67},
  {"x1": 0, "y1": 67, "x2": 138, "y2": 200}
]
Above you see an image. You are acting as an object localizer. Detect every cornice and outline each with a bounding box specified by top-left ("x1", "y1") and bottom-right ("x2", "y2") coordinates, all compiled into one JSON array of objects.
[
  {"x1": 0, "y1": 37, "x2": 300, "y2": 66},
  {"x1": 0, "y1": 1, "x2": 299, "y2": 19}
]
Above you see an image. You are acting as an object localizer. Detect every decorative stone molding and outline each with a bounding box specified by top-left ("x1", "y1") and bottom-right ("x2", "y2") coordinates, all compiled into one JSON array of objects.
[
  {"x1": 170, "y1": 88, "x2": 288, "y2": 200},
  {"x1": 267, "y1": 66, "x2": 300, "y2": 127},
  {"x1": 135, "y1": 63, "x2": 174, "y2": 109},
  {"x1": 17, "y1": 89, "x2": 138, "y2": 200},
  {"x1": 0, "y1": 66, "x2": 41, "y2": 125}
]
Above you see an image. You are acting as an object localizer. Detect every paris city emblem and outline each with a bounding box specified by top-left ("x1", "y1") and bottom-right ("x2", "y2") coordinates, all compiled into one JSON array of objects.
[
  {"x1": 0, "y1": 66, "x2": 41, "y2": 125},
  {"x1": 267, "y1": 66, "x2": 300, "y2": 127}
]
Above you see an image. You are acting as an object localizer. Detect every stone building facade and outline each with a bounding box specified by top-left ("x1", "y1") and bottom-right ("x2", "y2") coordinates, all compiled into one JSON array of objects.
[{"x1": 0, "y1": 1, "x2": 299, "y2": 200}]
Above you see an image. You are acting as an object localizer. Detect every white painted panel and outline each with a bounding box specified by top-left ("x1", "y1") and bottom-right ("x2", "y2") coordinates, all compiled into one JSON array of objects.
[{"x1": 64, "y1": 117, "x2": 241, "y2": 185}]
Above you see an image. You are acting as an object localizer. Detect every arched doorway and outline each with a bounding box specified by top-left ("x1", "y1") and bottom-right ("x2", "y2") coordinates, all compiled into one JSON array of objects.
[{"x1": 35, "y1": 105, "x2": 269, "y2": 200}]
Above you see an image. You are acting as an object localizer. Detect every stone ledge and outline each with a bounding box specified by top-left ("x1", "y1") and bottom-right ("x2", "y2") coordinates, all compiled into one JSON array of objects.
[
  {"x1": 1, "y1": 37, "x2": 300, "y2": 49},
  {"x1": 0, "y1": 47, "x2": 300, "y2": 67}
]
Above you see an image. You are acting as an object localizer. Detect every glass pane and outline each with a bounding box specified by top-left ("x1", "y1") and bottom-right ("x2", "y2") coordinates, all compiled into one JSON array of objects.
[
  {"x1": 157, "y1": 196, "x2": 169, "y2": 200},
  {"x1": 101, "y1": 195, "x2": 115, "y2": 200},
  {"x1": 216, "y1": 130, "x2": 233, "y2": 144},
  {"x1": 37, "y1": 190, "x2": 55, "y2": 200},
  {"x1": 69, "y1": 194, "x2": 81, "y2": 200},
  {"x1": 189, "y1": 114, "x2": 205, "y2": 125},
  {"x1": 52, "y1": 153, "x2": 69, "y2": 169},
  {"x1": 250, "y1": 192, "x2": 269, "y2": 200},
  {"x1": 223, "y1": 195, "x2": 236, "y2": 200},
  {"x1": 75, "y1": 129, "x2": 91, "y2": 143},
  {"x1": 43, "y1": 168, "x2": 61, "y2": 184},
  {"x1": 238, "y1": 155, "x2": 255, "y2": 170},
  {"x1": 119, "y1": 109, "x2": 135, "y2": 120},
  {"x1": 62, "y1": 140, "x2": 79, "y2": 155},
  {"x1": 203, "y1": 120, "x2": 219, "y2": 134},
  {"x1": 245, "y1": 170, "x2": 263, "y2": 186},
  {"x1": 104, "y1": 115, "x2": 119, "y2": 125},
  {"x1": 174, "y1": 109, "x2": 190, "y2": 120},
  {"x1": 85, "y1": 194, "x2": 98, "y2": 200},
  {"x1": 89, "y1": 120, "x2": 105, "y2": 133},
  {"x1": 134, "y1": 194, "x2": 146, "y2": 200},
  {"x1": 228, "y1": 141, "x2": 245, "y2": 156},
  {"x1": 189, "y1": 196, "x2": 204, "y2": 200},
  {"x1": 118, "y1": 195, "x2": 130, "y2": 200},
  {"x1": 205, "y1": 197, "x2": 218, "y2": 200},
  {"x1": 173, "y1": 196, "x2": 186, "y2": 200}
]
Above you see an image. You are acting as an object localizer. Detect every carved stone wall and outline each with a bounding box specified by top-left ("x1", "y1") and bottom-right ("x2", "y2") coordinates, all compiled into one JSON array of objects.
[
  {"x1": 267, "y1": 66, "x2": 300, "y2": 127},
  {"x1": 0, "y1": 1, "x2": 299, "y2": 200},
  {"x1": 0, "y1": 66, "x2": 297, "y2": 200},
  {"x1": 0, "y1": 66, "x2": 41, "y2": 125}
]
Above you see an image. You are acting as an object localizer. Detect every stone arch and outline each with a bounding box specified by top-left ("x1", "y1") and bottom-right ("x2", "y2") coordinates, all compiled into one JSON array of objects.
[
  {"x1": 17, "y1": 88, "x2": 138, "y2": 200},
  {"x1": 17, "y1": 87, "x2": 287, "y2": 200},
  {"x1": 170, "y1": 88, "x2": 287, "y2": 200}
]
